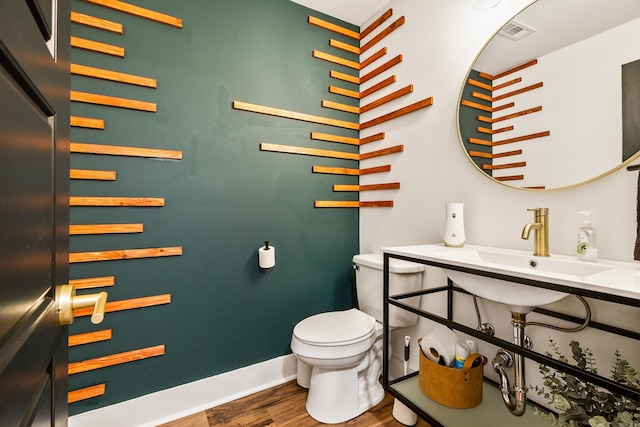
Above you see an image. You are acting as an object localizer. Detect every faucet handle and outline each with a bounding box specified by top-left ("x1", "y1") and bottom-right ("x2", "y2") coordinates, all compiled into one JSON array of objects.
[{"x1": 527, "y1": 207, "x2": 548, "y2": 215}]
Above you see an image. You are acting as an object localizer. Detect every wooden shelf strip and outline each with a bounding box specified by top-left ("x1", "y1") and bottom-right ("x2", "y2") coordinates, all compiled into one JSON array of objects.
[
  {"x1": 468, "y1": 78, "x2": 492, "y2": 91},
  {"x1": 492, "y1": 130, "x2": 550, "y2": 146},
  {"x1": 360, "y1": 16, "x2": 405, "y2": 54},
  {"x1": 360, "y1": 145, "x2": 403, "y2": 160},
  {"x1": 361, "y1": 84, "x2": 413, "y2": 114},
  {"x1": 361, "y1": 9, "x2": 393, "y2": 39},
  {"x1": 492, "y1": 82, "x2": 543, "y2": 102},
  {"x1": 461, "y1": 99, "x2": 492, "y2": 113},
  {"x1": 71, "y1": 90, "x2": 156, "y2": 112},
  {"x1": 312, "y1": 50, "x2": 359, "y2": 70},
  {"x1": 311, "y1": 132, "x2": 359, "y2": 146},
  {"x1": 70, "y1": 36, "x2": 124, "y2": 57},
  {"x1": 359, "y1": 165, "x2": 391, "y2": 175},
  {"x1": 360, "y1": 97, "x2": 433, "y2": 130},
  {"x1": 233, "y1": 101, "x2": 359, "y2": 130},
  {"x1": 70, "y1": 142, "x2": 182, "y2": 160},
  {"x1": 477, "y1": 125, "x2": 514, "y2": 135},
  {"x1": 260, "y1": 143, "x2": 358, "y2": 161},
  {"x1": 68, "y1": 345, "x2": 165, "y2": 375},
  {"x1": 471, "y1": 91, "x2": 492, "y2": 102},
  {"x1": 307, "y1": 16, "x2": 359, "y2": 40},
  {"x1": 69, "y1": 247, "x2": 182, "y2": 263},
  {"x1": 70, "y1": 197, "x2": 164, "y2": 207},
  {"x1": 329, "y1": 85, "x2": 359, "y2": 99},
  {"x1": 321, "y1": 100, "x2": 359, "y2": 114},
  {"x1": 360, "y1": 132, "x2": 385, "y2": 145},
  {"x1": 494, "y1": 78, "x2": 522, "y2": 91},
  {"x1": 361, "y1": 75, "x2": 396, "y2": 99},
  {"x1": 483, "y1": 59, "x2": 538, "y2": 81},
  {"x1": 71, "y1": 11, "x2": 122, "y2": 33},
  {"x1": 69, "y1": 329, "x2": 113, "y2": 347},
  {"x1": 329, "y1": 39, "x2": 359, "y2": 55},
  {"x1": 312, "y1": 165, "x2": 390, "y2": 176},
  {"x1": 70, "y1": 116, "x2": 104, "y2": 129},
  {"x1": 68, "y1": 384, "x2": 105, "y2": 404},
  {"x1": 314, "y1": 200, "x2": 393, "y2": 208},
  {"x1": 360, "y1": 47, "x2": 387, "y2": 70},
  {"x1": 71, "y1": 63, "x2": 157, "y2": 88},
  {"x1": 483, "y1": 161, "x2": 526, "y2": 170},
  {"x1": 70, "y1": 169, "x2": 116, "y2": 181},
  {"x1": 70, "y1": 223, "x2": 144, "y2": 235},
  {"x1": 69, "y1": 276, "x2": 115, "y2": 289},
  {"x1": 495, "y1": 175, "x2": 524, "y2": 182},
  {"x1": 333, "y1": 182, "x2": 400, "y2": 192},
  {"x1": 82, "y1": 0, "x2": 182, "y2": 28},
  {"x1": 486, "y1": 106, "x2": 542, "y2": 124},
  {"x1": 330, "y1": 70, "x2": 360, "y2": 85},
  {"x1": 360, "y1": 54, "x2": 402, "y2": 84},
  {"x1": 493, "y1": 102, "x2": 514, "y2": 112},
  {"x1": 74, "y1": 294, "x2": 171, "y2": 318}
]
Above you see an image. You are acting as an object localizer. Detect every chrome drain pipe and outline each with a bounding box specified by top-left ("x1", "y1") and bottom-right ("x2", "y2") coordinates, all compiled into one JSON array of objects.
[{"x1": 492, "y1": 312, "x2": 527, "y2": 416}]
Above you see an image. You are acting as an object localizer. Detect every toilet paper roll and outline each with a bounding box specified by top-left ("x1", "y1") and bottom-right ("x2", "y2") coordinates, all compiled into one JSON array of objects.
[
  {"x1": 259, "y1": 245, "x2": 275, "y2": 269},
  {"x1": 419, "y1": 325, "x2": 458, "y2": 367}
]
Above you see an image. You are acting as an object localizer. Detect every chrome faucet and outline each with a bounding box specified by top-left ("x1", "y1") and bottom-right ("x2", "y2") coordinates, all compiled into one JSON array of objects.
[{"x1": 521, "y1": 208, "x2": 549, "y2": 257}]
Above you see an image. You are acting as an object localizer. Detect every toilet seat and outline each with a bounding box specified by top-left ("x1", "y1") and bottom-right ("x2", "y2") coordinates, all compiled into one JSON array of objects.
[{"x1": 293, "y1": 309, "x2": 375, "y2": 346}]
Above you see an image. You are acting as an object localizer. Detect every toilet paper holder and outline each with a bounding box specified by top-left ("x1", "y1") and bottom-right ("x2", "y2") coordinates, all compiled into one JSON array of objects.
[{"x1": 259, "y1": 240, "x2": 276, "y2": 269}]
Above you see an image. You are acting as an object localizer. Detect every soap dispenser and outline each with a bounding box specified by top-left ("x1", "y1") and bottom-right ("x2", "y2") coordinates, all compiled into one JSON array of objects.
[{"x1": 577, "y1": 212, "x2": 597, "y2": 262}]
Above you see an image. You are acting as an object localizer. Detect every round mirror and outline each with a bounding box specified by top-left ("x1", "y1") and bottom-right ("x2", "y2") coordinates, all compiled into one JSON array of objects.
[{"x1": 458, "y1": 0, "x2": 640, "y2": 190}]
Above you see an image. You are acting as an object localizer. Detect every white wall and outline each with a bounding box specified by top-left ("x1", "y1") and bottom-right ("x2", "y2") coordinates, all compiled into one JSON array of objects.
[{"x1": 359, "y1": 0, "x2": 640, "y2": 408}]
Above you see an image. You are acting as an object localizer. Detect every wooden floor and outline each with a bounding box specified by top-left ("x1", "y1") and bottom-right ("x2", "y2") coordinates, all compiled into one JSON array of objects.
[{"x1": 159, "y1": 380, "x2": 432, "y2": 427}]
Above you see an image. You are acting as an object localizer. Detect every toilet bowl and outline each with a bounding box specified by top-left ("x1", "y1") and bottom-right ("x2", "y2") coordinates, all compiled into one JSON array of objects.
[{"x1": 290, "y1": 254, "x2": 425, "y2": 424}]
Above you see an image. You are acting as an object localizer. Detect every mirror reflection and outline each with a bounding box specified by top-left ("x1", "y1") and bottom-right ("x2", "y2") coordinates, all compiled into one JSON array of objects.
[{"x1": 458, "y1": 0, "x2": 640, "y2": 189}]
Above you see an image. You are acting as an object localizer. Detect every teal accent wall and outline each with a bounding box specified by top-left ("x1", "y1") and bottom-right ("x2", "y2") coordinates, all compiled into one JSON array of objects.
[
  {"x1": 69, "y1": 0, "x2": 359, "y2": 414},
  {"x1": 459, "y1": 70, "x2": 492, "y2": 174}
]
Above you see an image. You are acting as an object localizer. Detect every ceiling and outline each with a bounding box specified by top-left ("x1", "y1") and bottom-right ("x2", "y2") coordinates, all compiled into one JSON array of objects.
[{"x1": 289, "y1": 0, "x2": 391, "y2": 26}]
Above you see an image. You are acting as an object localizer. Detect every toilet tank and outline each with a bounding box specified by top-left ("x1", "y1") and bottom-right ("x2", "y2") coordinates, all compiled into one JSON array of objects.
[{"x1": 353, "y1": 254, "x2": 424, "y2": 328}]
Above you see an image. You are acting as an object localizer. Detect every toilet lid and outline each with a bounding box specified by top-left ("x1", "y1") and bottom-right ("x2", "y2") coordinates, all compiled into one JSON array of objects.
[{"x1": 293, "y1": 309, "x2": 376, "y2": 346}]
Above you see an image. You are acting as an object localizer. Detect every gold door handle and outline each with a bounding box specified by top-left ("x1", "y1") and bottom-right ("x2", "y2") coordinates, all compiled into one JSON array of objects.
[{"x1": 56, "y1": 284, "x2": 108, "y2": 325}]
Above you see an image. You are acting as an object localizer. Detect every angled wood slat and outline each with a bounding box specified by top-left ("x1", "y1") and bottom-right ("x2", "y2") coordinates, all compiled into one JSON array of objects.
[
  {"x1": 329, "y1": 85, "x2": 359, "y2": 99},
  {"x1": 481, "y1": 106, "x2": 542, "y2": 124},
  {"x1": 70, "y1": 223, "x2": 144, "y2": 235},
  {"x1": 260, "y1": 143, "x2": 358, "y2": 161},
  {"x1": 483, "y1": 161, "x2": 526, "y2": 170},
  {"x1": 492, "y1": 82, "x2": 543, "y2": 102},
  {"x1": 361, "y1": 75, "x2": 396, "y2": 99},
  {"x1": 233, "y1": 101, "x2": 359, "y2": 130},
  {"x1": 70, "y1": 142, "x2": 183, "y2": 160},
  {"x1": 69, "y1": 276, "x2": 115, "y2": 289},
  {"x1": 330, "y1": 70, "x2": 360, "y2": 85},
  {"x1": 70, "y1": 11, "x2": 122, "y2": 33},
  {"x1": 70, "y1": 116, "x2": 104, "y2": 129},
  {"x1": 360, "y1": 9, "x2": 393, "y2": 39},
  {"x1": 492, "y1": 130, "x2": 550, "y2": 146},
  {"x1": 481, "y1": 59, "x2": 538, "y2": 81},
  {"x1": 70, "y1": 196, "x2": 164, "y2": 207},
  {"x1": 360, "y1": 47, "x2": 387, "y2": 70},
  {"x1": 312, "y1": 50, "x2": 359, "y2": 70},
  {"x1": 495, "y1": 175, "x2": 524, "y2": 182},
  {"x1": 70, "y1": 169, "x2": 116, "y2": 181},
  {"x1": 321, "y1": 100, "x2": 359, "y2": 114},
  {"x1": 307, "y1": 16, "x2": 359, "y2": 40},
  {"x1": 70, "y1": 36, "x2": 124, "y2": 57},
  {"x1": 360, "y1": 55, "x2": 402, "y2": 84},
  {"x1": 68, "y1": 384, "x2": 105, "y2": 404},
  {"x1": 359, "y1": 132, "x2": 385, "y2": 145},
  {"x1": 468, "y1": 78, "x2": 492, "y2": 91},
  {"x1": 310, "y1": 132, "x2": 359, "y2": 146},
  {"x1": 359, "y1": 165, "x2": 391, "y2": 175},
  {"x1": 82, "y1": 0, "x2": 183, "y2": 28},
  {"x1": 461, "y1": 99, "x2": 491, "y2": 113},
  {"x1": 329, "y1": 39, "x2": 359, "y2": 55},
  {"x1": 69, "y1": 247, "x2": 182, "y2": 263},
  {"x1": 360, "y1": 97, "x2": 433, "y2": 130},
  {"x1": 477, "y1": 125, "x2": 514, "y2": 135},
  {"x1": 494, "y1": 78, "x2": 522, "y2": 91},
  {"x1": 360, "y1": 145, "x2": 403, "y2": 160},
  {"x1": 361, "y1": 84, "x2": 412, "y2": 114},
  {"x1": 493, "y1": 102, "x2": 515, "y2": 112},
  {"x1": 74, "y1": 294, "x2": 171, "y2": 318},
  {"x1": 71, "y1": 63, "x2": 157, "y2": 88},
  {"x1": 472, "y1": 91, "x2": 492, "y2": 102},
  {"x1": 69, "y1": 329, "x2": 113, "y2": 347},
  {"x1": 311, "y1": 165, "x2": 390, "y2": 176},
  {"x1": 71, "y1": 90, "x2": 156, "y2": 112},
  {"x1": 360, "y1": 16, "x2": 405, "y2": 54},
  {"x1": 333, "y1": 182, "x2": 400, "y2": 192},
  {"x1": 68, "y1": 345, "x2": 165, "y2": 375},
  {"x1": 314, "y1": 200, "x2": 393, "y2": 208}
]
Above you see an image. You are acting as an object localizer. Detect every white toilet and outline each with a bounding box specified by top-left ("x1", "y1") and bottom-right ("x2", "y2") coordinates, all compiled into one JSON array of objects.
[{"x1": 290, "y1": 254, "x2": 425, "y2": 424}]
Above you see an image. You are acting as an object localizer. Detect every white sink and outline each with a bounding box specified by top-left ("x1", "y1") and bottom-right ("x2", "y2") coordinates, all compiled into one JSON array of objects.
[{"x1": 381, "y1": 244, "x2": 640, "y2": 314}]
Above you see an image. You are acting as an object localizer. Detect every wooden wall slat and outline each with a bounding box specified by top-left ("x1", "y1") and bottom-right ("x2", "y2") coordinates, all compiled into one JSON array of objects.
[
  {"x1": 484, "y1": 59, "x2": 538, "y2": 81},
  {"x1": 68, "y1": 384, "x2": 106, "y2": 403},
  {"x1": 70, "y1": 116, "x2": 105, "y2": 129},
  {"x1": 69, "y1": 276, "x2": 115, "y2": 289},
  {"x1": 483, "y1": 161, "x2": 526, "y2": 170},
  {"x1": 71, "y1": 63, "x2": 157, "y2": 88},
  {"x1": 468, "y1": 78, "x2": 492, "y2": 91},
  {"x1": 314, "y1": 200, "x2": 393, "y2": 208},
  {"x1": 312, "y1": 166, "x2": 360, "y2": 176},
  {"x1": 312, "y1": 50, "x2": 359, "y2": 70},
  {"x1": 233, "y1": 101, "x2": 359, "y2": 130},
  {"x1": 69, "y1": 329, "x2": 113, "y2": 347},
  {"x1": 70, "y1": 169, "x2": 116, "y2": 181},
  {"x1": 310, "y1": 132, "x2": 359, "y2": 146},
  {"x1": 492, "y1": 82, "x2": 543, "y2": 102},
  {"x1": 360, "y1": 16, "x2": 405, "y2": 54},
  {"x1": 360, "y1": 8, "x2": 393, "y2": 39},
  {"x1": 260, "y1": 143, "x2": 358, "y2": 161},
  {"x1": 495, "y1": 175, "x2": 524, "y2": 181},
  {"x1": 74, "y1": 294, "x2": 172, "y2": 318},
  {"x1": 461, "y1": 99, "x2": 492, "y2": 113},
  {"x1": 494, "y1": 77, "x2": 522, "y2": 91},
  {"x1": 359, "y1": 165, "x2": 391, "y2": 175},
  {"x1": 82, "y1": 0, "x2": 183, "y2": 28},
  {"x1": 70, "y1": 224, "x2": 144, "y2": 235},
  {"x1": 69, "y1": 247, "x2": 182, "y2": 263},
  {"x1": 333, "y1": 182, "x2": 400, "y2": 192},
  {"x1": 71, "y1": 90, "x2": 156, "y2": 112},
  {"x1": 360, "y1": 144, "x2": 403, "y2": 160},
  {"x1": 360, "y1": 54, "x2": 402, "y2": 84},
  {"x1": 493, "y1": 102, "x2": 515, "y2": 112},
  {"x1": 307, "y1": 16, "x2": 359, "y2": 40},
  {"x1": 70, "y1": 36, "x2": 124, "y2": 57},
  {"x1": 70, "y1": 142, "x2": 183, "y2": 159},
  {"x1": 70, "y1": 11, "x2": 122, "y2": 33},
  {"x1": 360, "y1": 97, "x2": 433, "y2": 130},
  {"x1": 329, "y1": 70, "x2": 360, "y2": 85},
  {"x1": 70, "y1": 196, "x2": 165, "y2": 207},
  {"x1": 360, "y1": 47, "x2": 387, "y2": 70},
  {"x1": 329, "y1": 39, "x2": 359, "y2": 55},
  {"x1": 329, "y1": 85, "x2": 359, "y2": 99},
  {"x1": 490, "y1": 106, "x2": 542, "y2": 124},
  {"x1": 360, "y1": 75, "x2": 396, "y2": 99},
  {"x1": 492, "y1": 131, "x2": 550, "y2": 146},
  {"x1": 321, "y1": 100, "x2": 359, "y2": 114},
  {"x1": 359, "y1": 132, "x2": 385, "y2": 145},
  {"x1": 68, "y1": 345, "x2": 165, "y2": 375},
  {"x1": 360, "y1": 84, "x2": 412, "y2": 114}
]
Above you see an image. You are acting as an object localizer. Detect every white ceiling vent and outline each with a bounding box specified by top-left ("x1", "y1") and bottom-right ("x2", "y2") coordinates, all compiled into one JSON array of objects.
[{"x1": 498, "y1": 20, "x2": 536, "y2": 41}]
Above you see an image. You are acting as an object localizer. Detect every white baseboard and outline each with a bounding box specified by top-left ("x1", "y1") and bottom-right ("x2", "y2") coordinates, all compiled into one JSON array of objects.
[{"x1": 69, "y1": 354, "x2": 298, "y2": 427}]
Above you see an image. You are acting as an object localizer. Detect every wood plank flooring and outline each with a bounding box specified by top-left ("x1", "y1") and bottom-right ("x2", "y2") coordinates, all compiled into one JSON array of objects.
[{"x1": 159, "y1": 380, "x2": 433, "y2": 426}]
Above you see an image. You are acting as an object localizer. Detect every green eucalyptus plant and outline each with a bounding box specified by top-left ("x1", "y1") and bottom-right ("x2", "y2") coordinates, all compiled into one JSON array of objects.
[{"x1": 532, "y1": 339, "x2": 640, "y2": 427}]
